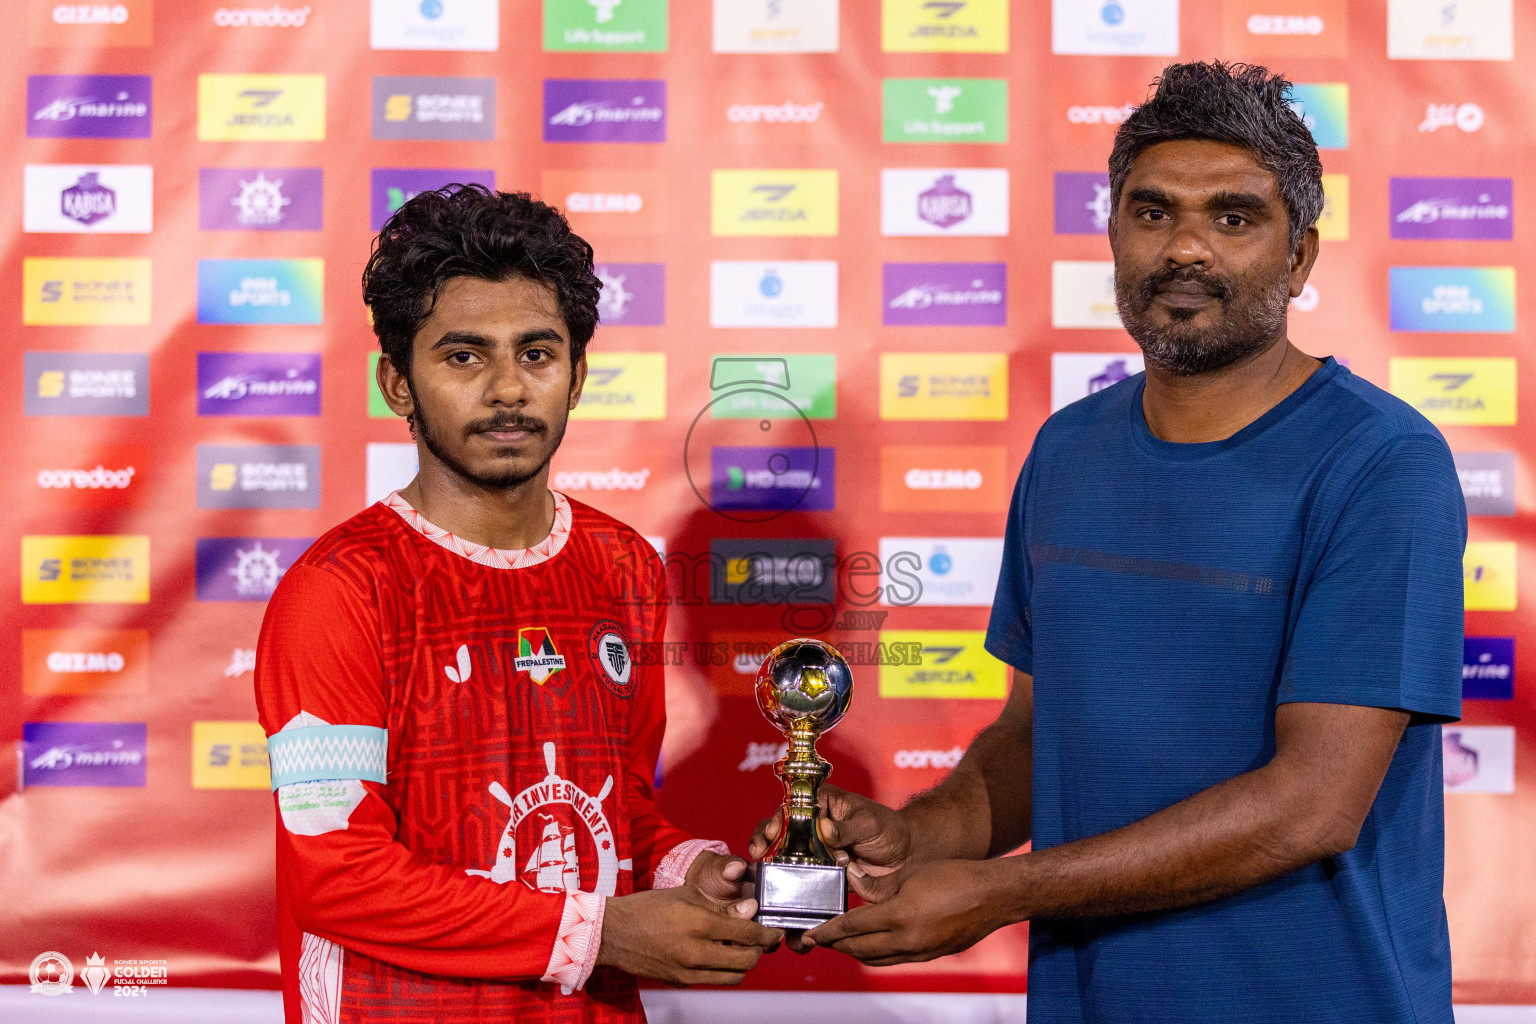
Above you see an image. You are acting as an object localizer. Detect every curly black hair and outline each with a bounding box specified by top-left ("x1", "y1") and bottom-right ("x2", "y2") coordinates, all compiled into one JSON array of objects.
[
  {"x1": 1109, "y1": 61, "x2": 1324, "y2": 250},
  {"x1": 362, "y1": 184, "x2": 602, "y2": 379}
]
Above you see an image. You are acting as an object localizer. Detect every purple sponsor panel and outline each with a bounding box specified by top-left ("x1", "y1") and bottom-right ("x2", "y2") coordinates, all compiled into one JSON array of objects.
[
  {"x1": 197, "y1": 352, "x2": 322, "y2": 416},
  {"x1": 196, "y1": 537, "x2": 314, "y2": 602},
  {"x1": 883, "y1": 263, "x2": 1007, "y2": 326},
  {"x1": 28, "y1": 75, "x2": 152, "y2": 139},
  {"x1": 23, "y1": 722, "x2": 147, "y2": 788},
  {"x1": 370, "y1": 168, "x2": 495, "y2": 230},
  {"x1": 200, "y1": 168, "x2": 323, "y2": 231},
  {"x1": 594, "y1": 262, "x2": 664, "y2": 325},
  {"x1": 1390, "y1": 177, "x2": 1513, "y2": 240},
  {"x1": 544, "y1": 79, "x2": 667, "y2": 143},
  {"x1": 710, "y1": 446, "x2": 835, "y2": 512},
  {"x1": 1054, "y1": 171, "x2": 1112, "y2": 234},
  {"x1": 1464, "y1": 637, "x2": 1515, "y2": 701}
]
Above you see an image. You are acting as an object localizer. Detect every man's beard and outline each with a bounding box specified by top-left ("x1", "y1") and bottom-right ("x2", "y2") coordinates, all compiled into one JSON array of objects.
[
  {"x1": 1115, "y1": 264, "x2": 1292, "y2": 377},
  {"x1": 410, "y1": 387, "x2": 567, "y2": 490}
]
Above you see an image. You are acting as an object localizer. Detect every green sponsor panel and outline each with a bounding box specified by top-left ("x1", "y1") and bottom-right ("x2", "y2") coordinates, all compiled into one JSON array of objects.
[
  {"x1": 368, "y1": 352, "x2": 394, "y2": 419},
  {"x1": 883, "y1": 78, "x2": 1007, "y2": 144},
  {"x1": 544, "y1": 0, "x2": 668, "y2": 52},
  {"x1": 711, "y1": 354, "x2": 836, "y2": 420}
]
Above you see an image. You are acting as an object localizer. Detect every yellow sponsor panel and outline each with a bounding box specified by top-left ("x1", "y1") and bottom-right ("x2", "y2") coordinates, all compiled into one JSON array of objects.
[
  {"x1": 711, "y1": 170, "x2": 838, "y2": 237},
  {"x1": 878, "y1": 630, "x2": 1009, "y2": 699},
  {"x1": 23, "y1": 258, "x2": 152, "y2": 326},
  {"x1": 1465, "y1": 541, "x2": 1517, "y2": 611},
  {"x1": 1318, "y1": 174, "x2": 1349, "y2": 241},
  {"x1": 1389, "y1": 357, "x2": 1516, "y2": 426},
  {"x1": 198, "y1": 74, "x2": 326, "y2": 141},
  {"x1": 882, "y1": 0, "x2": 1007, "y2": 52},
  {"x1": 192, "y1": 721, "x2": 272, "y2": 790},
  {"x1": 22, "y1": 535, "x2": 150, "y2": 605},
  {"x1": 571, "y1": 353, "x2": 666, "y2": 420},
  {"x1": 880, "y1": 353, "x2": 1008, "y2": 420}
]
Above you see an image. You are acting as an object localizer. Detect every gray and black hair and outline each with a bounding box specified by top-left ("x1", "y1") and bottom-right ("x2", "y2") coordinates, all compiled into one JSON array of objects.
[{"x1": 1108, "y1": 61, "x2": 1324, "y2": 251}]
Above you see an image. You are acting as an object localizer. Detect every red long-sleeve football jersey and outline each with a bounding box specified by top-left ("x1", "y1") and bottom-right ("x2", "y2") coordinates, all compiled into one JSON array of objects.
[{"x1": 255, "y1": 490, "x2": 702, "y2": 1024}]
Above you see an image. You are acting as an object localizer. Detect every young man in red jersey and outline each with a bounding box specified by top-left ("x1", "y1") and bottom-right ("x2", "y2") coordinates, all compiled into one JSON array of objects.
[{"x1": 255, "y1": 185, "x2": 782, "y2": 1024}]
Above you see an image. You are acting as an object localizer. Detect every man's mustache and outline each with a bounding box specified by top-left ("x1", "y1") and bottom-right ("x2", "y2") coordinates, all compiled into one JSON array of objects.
[
  {"x1": 1137, "y1": 266, "x2": 1234, "y2": 305},
  {"x1": 464, "y1": 414, "x2": 548, "y2": 437}
]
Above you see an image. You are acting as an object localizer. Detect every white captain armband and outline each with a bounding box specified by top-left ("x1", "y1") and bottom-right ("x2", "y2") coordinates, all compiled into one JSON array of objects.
[{"x1": 269, "y1": 712, "x2": 387, "y2": 836}]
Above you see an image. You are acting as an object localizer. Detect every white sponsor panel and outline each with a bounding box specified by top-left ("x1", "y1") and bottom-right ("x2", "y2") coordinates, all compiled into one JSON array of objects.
[
  {"x1": 370, "y1": 0, "x2": 499, "y2": 51},
  {"x1": 1388, "y1": 0, "x2": 1512, "y2": 61},
  {"x1": 1050, "y1": 352, "x2": 1145, "y2": 412},
  {"x1": 713, "y1": 0, "x2": 839, "y2": 53},
  {"x1": 710, "y1": 261, "x2": 838, "y2": 328},
  {"x1": 880, "y1": 168, "x2": 1009, "y2": 237},
  {"x1": 366, "y1": 443, "x2": 418, "y2": 506},
  {"x1": 1051, "y1": 261, "x2": 1122, "y2": 329},
  {"x1": 879, "y1": 537, "x2": 1004, "y2": 608},
  {"x1": 1052, "y1": 0, "x2": 1180, "y2": 55},
  {"x1": 24, "y1": 165, "x2": 153, "y2": 233},
  {"x1": 1443, "y1": 726, "x2": 1516, "y2": 794}
]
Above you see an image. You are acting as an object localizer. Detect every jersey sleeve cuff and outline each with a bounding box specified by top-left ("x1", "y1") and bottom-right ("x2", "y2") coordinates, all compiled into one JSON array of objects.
[
  {"x1": 541, "y1": 890, "x2": 606, "y2": 994},
  {"x1": 652, "y1": 838, "x2": 732, "y2": 890}
]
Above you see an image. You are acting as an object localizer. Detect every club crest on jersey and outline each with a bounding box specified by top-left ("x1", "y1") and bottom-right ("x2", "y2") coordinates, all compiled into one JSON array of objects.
[
  {"x1": 588, "y1": 620, "x2": 635, "y2": 698},
  {"x1": 514, "y1": 626, "x2": 567, "y2": 683}
]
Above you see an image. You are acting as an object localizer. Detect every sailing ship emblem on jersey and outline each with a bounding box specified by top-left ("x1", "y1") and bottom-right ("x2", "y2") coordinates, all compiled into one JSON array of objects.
[
  {"x1": 466, "y1": 741, "x2": 629, "y2": 896},
  {"x1": 587, "y1": 620, "x2": 635, "y2": 698},
  {"x1": 514, "y1": 626, "x2": 567, "y2": 683}
]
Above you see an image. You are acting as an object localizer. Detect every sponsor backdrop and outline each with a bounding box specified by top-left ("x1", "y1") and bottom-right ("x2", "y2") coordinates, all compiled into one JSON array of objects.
[{"x1": 2, "y1": 0, "x2": 1533, "y2": 1008}]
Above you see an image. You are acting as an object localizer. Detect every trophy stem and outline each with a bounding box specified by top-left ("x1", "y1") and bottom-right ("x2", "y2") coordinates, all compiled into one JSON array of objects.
[{"x1": 764, "y1": 719, "x2": 835, "y2": 866}]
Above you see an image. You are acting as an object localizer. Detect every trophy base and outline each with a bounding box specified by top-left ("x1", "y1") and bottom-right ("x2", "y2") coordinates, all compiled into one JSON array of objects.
[{"x1": 753, "y1": 861, "x2": 847, "y2": 933}]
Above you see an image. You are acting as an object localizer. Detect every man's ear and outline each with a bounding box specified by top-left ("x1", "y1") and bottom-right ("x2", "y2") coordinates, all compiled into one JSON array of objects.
[
  {"x1": 1289, "y1": 226, "x2": 1321, "y2": 298},
  {"x1": 376, "y1": 350, "x2": 415, "y2": 420},
  {"x1": 568, "y1": 351, "x2": 588, "y2": 412}
]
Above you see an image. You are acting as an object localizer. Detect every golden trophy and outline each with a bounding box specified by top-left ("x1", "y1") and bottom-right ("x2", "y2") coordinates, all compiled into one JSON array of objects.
[{"x1": 753, "y1": 638, "x2": 855, "y2": 933}]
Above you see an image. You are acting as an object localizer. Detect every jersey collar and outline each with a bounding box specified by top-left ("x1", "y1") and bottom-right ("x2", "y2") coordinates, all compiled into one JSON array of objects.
[{"x1": 384, "y1": 490, "x2": 573, "y2": 569}]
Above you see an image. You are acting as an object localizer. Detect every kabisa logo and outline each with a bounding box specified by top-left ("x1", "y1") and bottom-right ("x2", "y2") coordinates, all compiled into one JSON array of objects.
[
  {"x1": 1051, "y1": 0, "x2": 1179, "y2": 55},
  {"x1": 881, "y1": 168, "x2": 1008, "y2": 236},
  {"x1": 370, "y1": 168, "x2": 494, "y2": 231},
  {"x1": 214, "y1": 5, "x2": 313, "y2": 27},
  {"x1": 24, "y1": 165, "x2": 153, "y2": 234},
  {"x1": 373, "y1": 76, "x2": 495, "y2": 140},
  {"x1": 199, "y1": 168, "x2": 323, "y2": 231},
  {"x1": 198, "y1": 74, "x2": 325, "y2": 141},
  {"x1": 370, "y1": 0, "x2": 499, "y2": 51},
  {"x1": 570, "y1": 352, "x2": 666, "y2": 420},
  {"x1": 23, "y1": 258, "x2": 152, "y2": 326},
  {"x1": 880, "y1": 353, "x2": 1008, "y2": 420},
  {"x1": 22, "y1": 722, "x2": 147, "y2": 787},
  {"x1": 551, "y1": 467, "x2": 650, "y2": 491},
  {"x1": 727, "y1": 99, "x2": 825, "y2": 124},
  {"x1": 880, "y1": 446, "x2": 1009, "y2": 511},
  {"x1": 883, "y1": 77, "x2": 1007, "y2": 143},
  {"x1": 918, "y1": 174, "x2": 972, "y2": 228},
  {"x1": 544, "y1": 79, "x2": 666, "y2": 143},
  {"x1": 1388, "y1": 267, "x2": 1515, "y2": 334},
  {"x1": 1463, "y1": 636, "x2": 1514, "y2": 701},
  {"x1": 1455, "y1": 451, "x2": 1516, "y2": 517},
  {"x1": 195, "y1": 537, "x2": 313, "y2": 601},
  {"x1": 712, "y1": 170, "x2": 838, "y2": 236},
  {"x1": 198, "y1": 445, "x2": 322, "y2": 509},
  {"x1": 594, "y1": 262, "x2": 664, "y2": 325},
  {"x1": 1419, "y1": 102, "x2": 1483, "y2": 133},
  {"x1": 60, "y1": 172, "x2": 115, "y2": 225},
  {"x1": 1054, "y1": 171, "x2": 1112, "y2": 234},
  {"x1": 544, "y1": 0, "x2": 667, "y2": 51},
  {"x1": 27, "y1": 75, "x2": 151, "y2": 138},
  {"x1": 710, "y1": 446, "x2": 835, "y2": 512},
  {"x1": 882, "y1": 263, "x2": 1006, "y2": 327},
  {"x1": 1050, "y1": 352, "x2": 1146, "y2": 411},
  {"x1": 883, "y1": 0, "x2": 1008, "y2": 53},
  {"x1": 514, "y1": 626, "x2": 567, "y2": 682},
  {"x1": 25, "y1": 352, "x2": 150, "y2": 416},
  {"x1": 197, "y1": 259, "x2": 324, "y2": 325},
  {"x1": 1389, "y1": 357, "x2": 1517, "y2": 426},
  {"x1": 709, "y1": 260, "x2": 839, "y2": 328},
  {"x1": 1390, "y1": 177, "x2": 1512, "y2": 240},
  {"x1": 877, "y1": 630, "x2": 1008, "y2": 698},
  {"x1": 198, "y1": 352, "x2": 321, "y2": 416}
]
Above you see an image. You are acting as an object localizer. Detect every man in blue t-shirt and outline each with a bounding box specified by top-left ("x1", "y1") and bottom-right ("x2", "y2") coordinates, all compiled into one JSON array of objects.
[{"x1": 753, "y1": 62, "x2": 1465, "y2": 1022}]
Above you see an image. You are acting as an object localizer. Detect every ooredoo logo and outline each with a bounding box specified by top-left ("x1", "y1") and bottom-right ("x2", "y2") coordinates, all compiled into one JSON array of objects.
[
  {"x1": 551, "y1": 467, "x2": 650, "y2": 491},
  {"x1": 37, "y1": 464, "x2": 136, "y2": 490},
  {"x1": 215, "y1": 4, "x2": 311, "y2": 26},
  {"x1": 726, "y1": 100, "x2": 825, "y2": 124}
]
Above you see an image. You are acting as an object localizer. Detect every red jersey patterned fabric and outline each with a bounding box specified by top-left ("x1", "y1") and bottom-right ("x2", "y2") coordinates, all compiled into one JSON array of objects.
[{"x1": 255, "y1": 491, "x2": 699, "y2": 1024}]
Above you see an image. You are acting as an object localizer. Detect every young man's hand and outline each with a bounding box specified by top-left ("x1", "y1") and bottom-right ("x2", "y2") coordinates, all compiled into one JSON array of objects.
[
  {"x1": 597, "y1": 886, "x2": 783, "y2": 986},
  {"x1": 749, "y1": 783, "x2": 914, "y2": 878},
  {"x1": 686, "y1": 850, "x2": 753, "y2": 907}
]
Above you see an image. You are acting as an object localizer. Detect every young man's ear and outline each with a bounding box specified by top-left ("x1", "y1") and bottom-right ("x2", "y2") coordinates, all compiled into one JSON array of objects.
[
  {"x1": 567, "y1": 352, "x2": 588, "y2": 412},
  {"x1": 376, "y1": 350, "x2": 416, "y2": 420}
]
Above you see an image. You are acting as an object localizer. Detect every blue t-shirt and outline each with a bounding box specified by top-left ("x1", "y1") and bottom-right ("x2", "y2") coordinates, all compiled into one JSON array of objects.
[{"x1": 986, "y1": 358, "x2": 1465, "y2": 1024}]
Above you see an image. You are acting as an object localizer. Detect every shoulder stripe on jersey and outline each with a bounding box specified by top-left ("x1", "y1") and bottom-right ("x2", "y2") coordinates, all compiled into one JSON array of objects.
[{"x1": 267, "y1": 724, "x2": 388, "y2": 790}]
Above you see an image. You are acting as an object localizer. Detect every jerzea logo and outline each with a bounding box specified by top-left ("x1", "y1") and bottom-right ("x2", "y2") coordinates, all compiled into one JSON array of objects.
[
  {"x1": 192, "y1": 721, "x2": 271, "y2": 789},
  {"x1": 198, "y1": 74, "x2": 325, "y2": 141},
  {"x1": 1463, "y1": 636, "x2": 1514, "y2": 701},
  {"x1": 200, "y1": 168, "x2": 323, "y2": 231},
  {"x1": 1051, "y1": 352, "x2": 1145, "y2": 411},
  {"x1": 883, "y1": 263, "x2": 1006, "y2": 327},
  {"x1": 709, "y1": 355, "x2": 836, "y2": 419},
  {"x1": 195, "y1": 537, "x2": 313, "y2": 601},
  {"x1": 713, "y1": 0, "x2": 839, "y2": 53},
  {"x1": 878, "y1": 537, "x2": 1004, "y2": 607},
  {"x1": 1464, "y1": 541, "x2": 1517, "y2": 611},
  {"x1": 371, "y1": 168, "x2": 494, "y2": 230},
  {"x1": 1052, "y1": 0, "x2": 1179, "y2": 54},
  {"x1": 373, "y1": 76, "x2": 495, "y2": 140},
  {"x1": 371, "y1": 0, "x2": 499, "y2": 51},
  {"x1": 710, "y1": 261, "x2": 838, "y2": 328},
  {"x1": 711, "y1": 539, "x2": 836, "y2": 606},
  {"x1": 711, "y1": 446, "x2": 835, "y2": 512},
  {"x1": 1388, "y1": 0, "x2": 1512, "y2": 61},
  {"x1": 198, "y1": 445, "x2": 321, "y2": 510},
  {"x1": 25, "y1": 165, "x2": 153, "y2": 233},
  {"x1": 22, "y1": 535, "x2": 150, "y2": 605},
  {"x1": 22, "y1": 722, "x2": 147, "y2": 787},
  {"x1": 1389, "y1": 357, "x2": 1516, "y2": 425},
  {"x1": 881, "y1": 169, "x2": 1008, "y2": 236},
  {"x1": 198, "y1": 352, "x2": 321, "y2": 416},
  {"x1": 1286, "y1": 83, "x2": 1348, "y2": 149},
  {"x1": 197, "y1": 259, "x2": 324, "y2": 325},
  {"x1": 570, "y1": 352, "x2": 666, "y2": 420},
  {"x1": 882, "y1": 78, "x2": 1006, "y2": 143},
  {"x1": 23, "y1": 628, "x2": 149, "y2": 696},
  {"x1": 1054, "y1": 172, "x2": 1112, "y2": 234},
  {"x1": 712, "y1": 170, "x2": 838, "y2": 236},
  {"x1": 880, "y1": 446, "x2": 1009, "y2": 511},
  {"x1": 544, "y1": 79, "x2": 665, "y2": 143},
  {"x1": 595, "y1": 262, "x2": 664, "y2": 325},
  {"x1": 23, "y1": 258, "x2": 151, "y2": 326},
  {"x1": 25, "y1": 352, "x2": 149, "y2": 417},
  {"x1": 545, "y1": 0, "x2": 666, "y2": 51},
  {"x1": 883, "y1": 0, "x2": 1007, "y2": 52},
  {"x1": 1390, "y1": 177, "x2": 1512, "y2": 240},
  {"x1": 1052, "y1": 260, "x2": 1121, "y2": 329},
  {"x1": 515, "y1": 626, "x2": 567, "y2": 682},
  {"x1": 878, "y1": 630, "x2": 1007, "y2": 698},
  {"x1": 1388, "y1": 268, "x2": 1515, "y2": 333},
  {"x1": 880, "y1": 353, "x2": 1007, "y2": 420},
  {"x1": 1455, "y1": 451, "x2": 1516, "y2": 517},
  {"x1": 28, "y1": 75, "x2": 151, "y2": 138}
]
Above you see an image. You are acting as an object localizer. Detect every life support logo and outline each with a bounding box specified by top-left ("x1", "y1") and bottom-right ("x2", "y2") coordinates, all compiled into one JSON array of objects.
[{"x1": 587, "y1": 620, "x2": 635, "y2": 698}]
